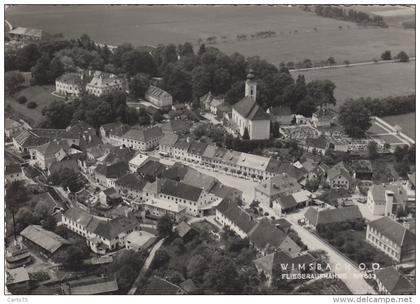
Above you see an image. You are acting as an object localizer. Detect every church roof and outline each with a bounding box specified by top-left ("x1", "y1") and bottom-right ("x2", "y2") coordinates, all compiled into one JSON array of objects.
[{"x1": 233, "y1": 96, "x2": 270, "y2": 121}]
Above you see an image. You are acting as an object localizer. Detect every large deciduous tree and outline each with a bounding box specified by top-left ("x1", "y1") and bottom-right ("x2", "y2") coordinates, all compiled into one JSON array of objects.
[{"x1": 338, "y1": 99, "x2": 372, "y2": 138}]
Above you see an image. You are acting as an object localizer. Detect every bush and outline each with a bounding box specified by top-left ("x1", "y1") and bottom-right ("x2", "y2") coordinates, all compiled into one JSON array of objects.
[
  {"x1": 17, "y1": 96, "x2": 28, "y2": 104},
  {"x1": 27, "y1": 101, "x2": 38, "y2": 109}
]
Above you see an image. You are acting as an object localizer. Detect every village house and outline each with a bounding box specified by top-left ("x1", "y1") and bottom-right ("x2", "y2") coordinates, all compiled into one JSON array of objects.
[
  {"x1": 304, "y1": 206, "x2": 363, "y2": 230},
  {"x1": 93, "y1": 162, "x2": 129, "y2": 188},
  {"x1": 98, "y1": 187, "x2": 122, "y2": 208},
  {"x1": 55, "y1": 72, "x2": 85, "y2": 97},
  {"x1": 20, "y1": 225, "x2": 71, "y2": 260},
  {"x1": 99, "y1": 122, "x2": 131, "y2": 145},
  {"x1": 115, "y1": 173, "x2": 147, "y2": 201},
  {"x1": 367, "y1": 184, "x2": 408, "y2": 216},
  {"x1": 158, "y1": 133, "x2": 179, "y2": 157},
  {"x1": 143, "y1": 196, "x2": 187, "y2": 222},
  {"x1": 305, "y1": 136, "x2": 330, "y2": 155},
  {"x1": 366, "y1": 216, "x2": 415, "y2": 263},
  {"x1": 374, "y1": 266, "x2": 415, "y2": 295},
  {"x1": 254, "y1": 173, "x2": 301, "y2": 209},
  {"x1": 113, "y1": 126, "x2": 164, "y2": 151},
  {"x1": 231, "y1": 72, "x2": 270, "y2": 140},
  {"x1": 161, "y1": 120, "x2": 191, "y2": 135},
  {"x1": 8, "y1": 26, "x2": 49, "y2": 41},
  {"x1": 215, "y1": 198, "x2": 256, "y2": 239},
  {"x1": 125, "y1": 230, "x2": 157, "y2": 251},
  {"x1": 86, "y1": 71, "x2": 124, "y2": 97},
  {"x1": 351, "y1": 159, "x2": 373, "y2": 180},
  {"x1": 253, "y1": 251, "x2": 316, "y2": 285},
  {"x1": 128, "y1": 153, "x2": 152, "y2": 172},
  {"x1": 145, "y1": 85, "x2": 173, "y2": 110},
  {"x1": 12, "y1": 129, "x2": 50, "y2": 153},
  {"x1": 326, "y1": 163, "x2": 353, "y2": 190},
  {"x1": 272, "y1": 190, "x2": 311, "y2": 216},
  {"x1": 248, "y1": 219, "x2": 301, "y2": 256},
  {"x1": 29, "y1": 140, "x2": 70, "y2": 170}
]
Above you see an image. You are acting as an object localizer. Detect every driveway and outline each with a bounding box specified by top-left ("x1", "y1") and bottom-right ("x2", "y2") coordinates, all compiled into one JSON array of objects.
[{"x1": 287, "y1": 209, "x2": 376, "y2": 295}]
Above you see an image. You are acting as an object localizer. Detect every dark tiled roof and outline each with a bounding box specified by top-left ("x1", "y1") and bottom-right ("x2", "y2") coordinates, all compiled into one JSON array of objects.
[
  {"x1": 94, "y1": 216, "x2": 139, "y2": 240},
  {"x1": 304, "y1": 206, "x2": 362, "y2": 227},
  {"x1": 144, "y1": 276, "x2": 182, "y2": 295},
  {"x1": 95, "y1": 162, "x2": 129, "y2": 178},
  {"x1": 63, "y1": 208, "x2": 103, "y2": 233},
  {"x1": 248, "y1": 219, "x2": 292, "y2": 252},
  {"x1": 188, "y1": 141, "x2": 208, "y2": 156},
  {"x1": 216, "y1": 199, "x2": 256, "y2": 234},
  {"x1": 115, "y1": 173, "x2": 147, "y2": 191},
  {"x1": 368, "y1": 217, "x2": 415, "y2": 247},
  {"x1": 375, "y1": 266, "x2": 415, "y2": 294},
  {"x1": 159, "y1": 133, "x2": 179, "y2": 147},
  {"x1": 49, "y1": 159, "x2": 79, "y2": 175},
  {"x1": 122, "y1": 126, "x2": 163, "y2": 142},
  {"x1": 56, "y1": 72, "x2": 84, "y2": 86},
  {"x1": 20, "y1": 225, "x2": 70, "y2": 254},
  {"x1": 161, "y1": 120, "x2": 190, "y2": 133},
  {"x1": 101, "y1": 122, "x2": 130, "y2": 137},
  {"x1": 306, "y1": 136, "x2": 329, "y2": 149},
  {"x1": 137, "y1": 160, "x2": 168, "y2": 178},
  {"x1": 161, "y1": 179, "x2": 202, "y2": 202},
  {"x1": 174, "y1": 139, "x2": 191, "y2": 151},
  {"x1": 161, "y1": 163, "x2": 189, "y2": 181},
  {"x1": 103, "y1": 147, "x2": 137, "y2": 165},
  {"x1": 276, "y1": 193, "x2": 298, "y2": 210},
  {"x1": 233, "y1": 96, "x2": 270, "y2": 121},
  {"x1": 64, "y1": 276, "x2": 119, "y2": 295}
]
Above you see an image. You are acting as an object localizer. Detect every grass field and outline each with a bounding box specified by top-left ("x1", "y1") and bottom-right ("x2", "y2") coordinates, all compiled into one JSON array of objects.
[
  {"x1": 291, "y1": 61, "x2": 415, "y2": 106},
  {"x1": 5, "y1": 85, "x2": 59, "y2": 126},
  {"x1": 6, "y1": 5, "x2": 414, "y2": 65},
  {"x1": 381, "y1": 112, "x2": 415, "y2": 139}
]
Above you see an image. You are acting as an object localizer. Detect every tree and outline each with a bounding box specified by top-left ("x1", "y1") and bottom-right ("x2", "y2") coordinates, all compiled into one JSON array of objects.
[
  {"x1": 305, "y1": 80, "x2": 336, "y2": 108},
  {"x1": 191, "y1": 66, "x2": 212, "y2": 99},
  {"x1": 225, "y1": 81, "x2": 245, "y2": 105},
  {"x1": 41, "y1": 215, "x2": 57, "y2": 231},
  {"x1": 56, "y1": 240, "x2": 89, "y2": 269},
  {"x1": 5, "y1": 71, "x2": 25, "y2": 95},
  {"x1": 187, "y1": 254, "x2": 208, "y2": 281},
  {"x1": 367, "y1": 141, "x2": 378, "y2": 159},
  {"x1": 31, "y1": 54, "x2": 52, "y2": 85},
  {"x1": 16, "y1": 43, "x2": 41, "y2": 71},
  {"x1": 15, "y1": 207, "x2": 36, "y2": 233},
  {"x1": 157, "y1": 215, "x2": 174, "y2": 238},
  {"x1": 121, "y1": 49, "x2": 157, "y2": 76},
  {"x1": 396, "y1": 51, "x2": 409, "y2": 62},
  {"x1": 151, "y1": 249, "x2": 170, "y2": 269},
  {"x1": 152, "y1": 110, "x2": 163, "y2": 123},
  {"x1": 41, "y1": 101, "x2": 75, "y2": 129},
  {"x1": 17, "y1": 96, "x2": 28, "y2": 104},
  {"x1": 202, "y1": 255, "x2": 242, "y2": 294},
  {"x1": 338, "y1": 99, "x2": 372, "y2": 138},
  {"x1": 163, "y1": 63, "x2": 192, "y2": 103},
  {"x1": 381, "y1": 50, "x2": 391, "y2": 61},
  {"x1": 270, "y1": 121, "x2": 280, "y2": 138},
  {"x1": 326, "y1": 56, "x2": 336, "y2": 65},
  {"x1": 242, "y1": 127, "x2": 250, "y2": 140},
  {"x1": 129, "y1": 73, "x2": 150, "y2": 98}
]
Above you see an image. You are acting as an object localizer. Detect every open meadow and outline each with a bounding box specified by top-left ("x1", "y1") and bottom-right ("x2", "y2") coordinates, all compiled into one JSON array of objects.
[
  {"x1": 381, "y1": 112, "x2": 416, "y2": 139},
  {"x1": 6, "y1": 5, "x2": 414, "y2": 65},
  {"x1": 291, "y1": 61, "x2": 415, "y2": 106}
]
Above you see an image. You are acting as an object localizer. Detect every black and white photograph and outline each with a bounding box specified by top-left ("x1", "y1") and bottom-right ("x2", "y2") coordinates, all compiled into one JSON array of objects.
[{"x1": 2, "y1": 1, "x2": 416, "y2": 301}]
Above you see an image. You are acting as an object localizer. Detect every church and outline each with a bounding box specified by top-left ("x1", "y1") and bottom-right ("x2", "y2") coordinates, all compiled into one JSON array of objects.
[{"x1": 231, "y1": 71, "x2": 271, "y2": 140}]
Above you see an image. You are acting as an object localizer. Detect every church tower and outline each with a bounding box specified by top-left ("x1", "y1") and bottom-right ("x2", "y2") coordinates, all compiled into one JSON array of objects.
[{"x1": 245, "y1": 70, "x2": 257, "y2": 102}]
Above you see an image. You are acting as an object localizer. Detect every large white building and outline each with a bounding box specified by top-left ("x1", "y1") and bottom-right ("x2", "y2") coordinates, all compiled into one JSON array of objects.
[
  {"x1": 231, "y1": 72, "x2": 270, "y2": 140},
  {"x1": 55, "y1": 73, "x2": 84, "y2": 97},
  {"x1": 86, "y1": 71, "x2": 124, "y2": 97},
  {"x1": 145, "y1": 85, "x2": 173, "y2": 109},
  {"x1": 367, "y1": 184, "x2": 408, "y2": 216}
]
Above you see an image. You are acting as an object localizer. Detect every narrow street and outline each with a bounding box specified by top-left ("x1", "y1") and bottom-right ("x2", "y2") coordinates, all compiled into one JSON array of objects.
[
  {"x1": 127, "y1": 238, "x2": 165, "y2": 295},
  {"x1": 287, "y1": 210, "x2": 376, "y2": 295}
]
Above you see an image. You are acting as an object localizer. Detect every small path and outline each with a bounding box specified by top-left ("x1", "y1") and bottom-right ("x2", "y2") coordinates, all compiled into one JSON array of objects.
[{"x1": 127, "y1": 238, "x2": 165, "y2": 295}]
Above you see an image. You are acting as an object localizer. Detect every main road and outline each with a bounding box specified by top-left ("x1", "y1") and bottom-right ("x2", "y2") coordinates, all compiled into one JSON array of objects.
[{"x1": 287, "y1": 210, "x2": 376, "y2": 295}]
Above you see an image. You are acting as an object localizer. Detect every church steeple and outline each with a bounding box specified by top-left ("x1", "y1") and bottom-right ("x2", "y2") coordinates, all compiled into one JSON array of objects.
[{"x1": 245, "y1": 69, "x2": 257, "y2": 102}]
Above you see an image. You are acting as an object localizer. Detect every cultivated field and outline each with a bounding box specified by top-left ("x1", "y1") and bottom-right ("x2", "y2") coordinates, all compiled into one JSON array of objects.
[
  {"x1": 291, "y1": 61, "x2": 415, "y2": 106},
  {"x1": 351, "y1": 5, "x2": 415, "y2": 28},
  {"x1": 6, "y1": 5, "x2": 415, "y2": 65},
  {"x1": 381, "y1": 112, "x2": 416, "y2": 139}
]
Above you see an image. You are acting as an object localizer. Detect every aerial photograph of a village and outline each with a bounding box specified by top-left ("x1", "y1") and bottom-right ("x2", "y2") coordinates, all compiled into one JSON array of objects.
[{"x1": 3, "y1": 2, "x2": 416, "y2": 301}]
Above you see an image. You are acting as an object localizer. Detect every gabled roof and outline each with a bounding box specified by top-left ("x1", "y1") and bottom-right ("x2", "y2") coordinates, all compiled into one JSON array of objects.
[
  {"x1": 115, "y1": 173, "x2": 147, "y2": 191},
  {"x1": 374, "y1": 267, "x2": 415, "y2": 294},
  {"x1": 248, "y1": 219, "x2": 299, "y2": 254},
  {"x1": 95, "y1": 162, "x2": 129, "y2": 178},
  {"x1": 14, "y1": 129, "x2": 49, "y2": 148},
  {"x1": 276, "y1": 193, "x2": 298, "y2": 210},
  {"x1": 49, "y1": 159, "x2": 79, "y2": 175},
  {"x1": 368, "y1": 217, "x2": 415, "y2": 247},
  {"x1": 122, "y1": 126, "x2": 163, "y2": 142},
  {"x1": 176, "y1": 221, "x2": 195, "y2": 238},
  {"x1": 161, "y1": 120, "x2": 190, "y2": 133},
  {"x1": 9, "y1": 27, "x2": 45, "y2": 38},
  {"x1": 34, "y1": 140, "x2": 69, "y2": 156},
  {"x1": 137, "y1": 160, "x2": 168, "y2": 178},
  {"x1": 370, "y1": 184, "x2": 408, "y2": 206},
  {"x1": 103, "y1": 147, "x2": 137, "y2": 165},
  {"x1": 146, "y1": 85, "x2": 172, "y2": 99},
  {"x1": 100, "y1": 122, "x2": 130, "y2": 137},
  {"x1": 255, "y1": 173, "x2": 301, "y2": 197},
  {"x1": 216, "y1": 199, "x2": 256, "y2": 234},
  {"x1": 174, "y1": 139, "x2": 191, "y2": 151},
  {"x1": 144, "y1": 276, "x2": 182, "y2": 295},
  {"x1": 237, "y1": 152, "x2": 270, "y2": 171},
  {"x1": 161, "y1": 179, "x2": 202, "y2": 202},
  {"x1": 304, "y1": 206, "x2": 362, "y2": 227},
  {"x1": 87, "y1": 72, "x2": 123, "y2": 88},
  {"x1": 56, "y1": 72, "x2": 84, "y2": 86},
  {"x1": 306, "y1": 136, "x2": 329, "y2": 149},
  {"x1": 161, "y1": 163, "x2": 189, "y2": 181},
  {"x1": 159, "y1": 133, "x2": 179, "y2": 147},
  {"x1": 327, "y1": 163, "x2": 352, "y2": 181},
  {"x1": 20, "y1": 225, "x2": 70, "y2": 254},
  {"x1": 94, "y1": 216, "x2": 139, "y2": 240},
  {"x1": 182, "y1": 169, "x2": 217, "y2": 192},
  {"x1": 188, "y1": 141, "x2": 208, "y2": 156},
  {"x1": 233, "y1": 96, "x2": 270, "y2": 121},
  {"x1": 63, "y1": 208, "x2": 104, "y2": 233},
  {"x1": 64, "y1": 276, "x2": 119, "y2": 295}
]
